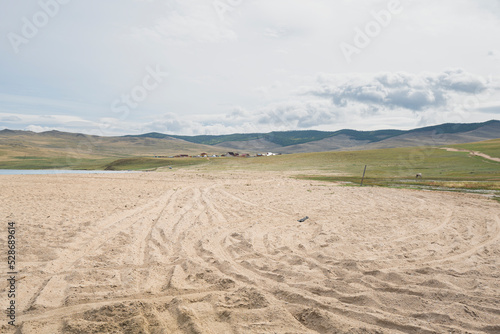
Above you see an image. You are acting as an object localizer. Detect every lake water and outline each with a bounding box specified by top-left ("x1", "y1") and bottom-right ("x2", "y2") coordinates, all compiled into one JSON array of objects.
[{"x1": 0, "y1": 170, "x2": 135, "y2": 175}]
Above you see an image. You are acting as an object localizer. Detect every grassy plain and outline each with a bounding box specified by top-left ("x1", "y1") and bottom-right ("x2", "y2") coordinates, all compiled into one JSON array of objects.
[
  {"x1": 2, "y1": 134, "x2": 499, "y2": 194},
  {"x1": 186, "y1": 144, "x2": 500, "y2": 194},
  {"x1": 104, "y1": 157, "x2": 208, "y2": 170},
  {"x1": 449, "y1": 138, "x2": 500, "y2": 158}
]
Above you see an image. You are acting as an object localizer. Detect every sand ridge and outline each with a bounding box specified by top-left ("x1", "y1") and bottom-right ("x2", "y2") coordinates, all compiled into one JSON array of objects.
[{"x1": 1, "y1": 171, "x2": 499, "y2": 333}]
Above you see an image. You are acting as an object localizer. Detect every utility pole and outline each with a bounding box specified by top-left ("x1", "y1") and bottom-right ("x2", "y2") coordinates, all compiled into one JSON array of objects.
[{"x1": 360, "y1": 165, "x2": 367, "y2": 186}]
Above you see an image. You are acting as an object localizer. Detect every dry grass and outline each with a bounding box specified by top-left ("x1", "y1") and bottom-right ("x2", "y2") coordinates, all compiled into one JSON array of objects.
[{"x1": 423, "y1": 181, "x2": 500, "y2": 190}]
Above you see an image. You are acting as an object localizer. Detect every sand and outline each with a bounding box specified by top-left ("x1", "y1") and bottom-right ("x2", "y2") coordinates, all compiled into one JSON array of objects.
[{"x1": 1, "y1": 171, "x2": 499, "y2": 333}]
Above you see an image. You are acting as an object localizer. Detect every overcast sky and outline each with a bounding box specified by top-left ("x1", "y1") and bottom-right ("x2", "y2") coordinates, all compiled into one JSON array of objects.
[{"x1": 1, "y1": 0, "x2": 499, "y2": 136}]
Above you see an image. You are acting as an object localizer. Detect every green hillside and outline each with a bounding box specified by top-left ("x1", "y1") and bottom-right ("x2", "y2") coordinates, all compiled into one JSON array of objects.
[
  {"x1": 0, "y1": 130, "x2": 230, "y2": 170},
  {"x1": 450, "y1": 138, "x2": 500, "y2": 158},
  {"x1": 407, "y1": 120, "x2": 498, "y2": 135},
  {"x1": 1, "y1": 120, "x2": 498, "y2": 174},
  {"x1": 131, "y1": 129, "x2": 405, "y2": 147},
  {"x1": 128, "y1": 120, "x2": 499, "y2": 147}
]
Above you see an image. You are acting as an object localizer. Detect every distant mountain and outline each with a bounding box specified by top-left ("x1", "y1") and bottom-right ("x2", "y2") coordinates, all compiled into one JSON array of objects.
[
  {"x1": 126, "y1": 120, "x2": 500, "y2": 153},
  {"x1": 0, "y1": 129, "x2": 232, "y2": 160},
  {"x1": 126, "y1": 129, "x2": 405, "y2": 147},
  {"x1": 1, "y1": 120, "x2": 499, "y2": 161}
]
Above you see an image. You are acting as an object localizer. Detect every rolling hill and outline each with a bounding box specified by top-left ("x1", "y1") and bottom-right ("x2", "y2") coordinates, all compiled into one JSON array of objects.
[
  {"x1": 128, "y1": 120, "x2": 500, "y2": 153},
  {"x1": 0, "y1": 130, "x2": 232, "y2": 169},
  {"x1": 0, "y1": 120, "x2": 499, "y2": 169}
]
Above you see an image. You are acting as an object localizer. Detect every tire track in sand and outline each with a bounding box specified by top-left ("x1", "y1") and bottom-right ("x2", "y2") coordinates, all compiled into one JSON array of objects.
[
  {"x1": 23, "y1": 190, "x2": 176, "y2": 313},
  {"x1": 13, "y1": 175, "x2": 500, "y2": 334}
]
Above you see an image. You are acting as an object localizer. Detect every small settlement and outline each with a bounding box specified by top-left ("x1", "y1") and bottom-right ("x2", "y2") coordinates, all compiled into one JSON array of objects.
[{"x1": 154, "y1": 152, "x2": 281, "y2": 158}]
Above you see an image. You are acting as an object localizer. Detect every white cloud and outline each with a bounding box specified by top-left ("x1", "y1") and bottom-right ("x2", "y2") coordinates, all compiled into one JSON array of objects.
[
  {"x1": 25, "y1": 125, "x2": 56, "y2": 133},
  {"x1": 306, "y1": 69, "x2": 492, "y2": 112},
  {"x1": 0, "y1": 0, "x2": 499, "y2": 135},
  {"x1": 129, "y1": 1, "x2": 237, "y2": 44}
]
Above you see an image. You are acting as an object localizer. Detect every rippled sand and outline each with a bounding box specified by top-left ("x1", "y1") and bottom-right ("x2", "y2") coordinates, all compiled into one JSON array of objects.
[{"x1": 1, "y1": 171, "x2": 499, "y2": 333}]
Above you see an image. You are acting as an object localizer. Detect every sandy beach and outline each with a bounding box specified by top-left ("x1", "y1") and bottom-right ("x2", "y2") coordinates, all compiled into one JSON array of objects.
[{"x1": 1, "y1": 171, "x2": 499, "y2": 333}]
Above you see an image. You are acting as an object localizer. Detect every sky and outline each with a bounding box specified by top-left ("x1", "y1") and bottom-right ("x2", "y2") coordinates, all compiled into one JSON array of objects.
[{"x1": 0, "y1": 0, "x2": 499, "y2": 136}]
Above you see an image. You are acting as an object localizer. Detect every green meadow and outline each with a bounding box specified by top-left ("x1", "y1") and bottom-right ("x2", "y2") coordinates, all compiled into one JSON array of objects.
[
  {"x1": 1, "y1": 137, "x2": 499, "y2": 196},
  {"x1": 101, "y1": 143, "x2": 500, "y2": 194},
  {"x1": 104, "y1": 157, "x2": 208, "y2": 170},
  {"x1": 450, "y1": 138, "x2": 500, "y2": 158}
]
